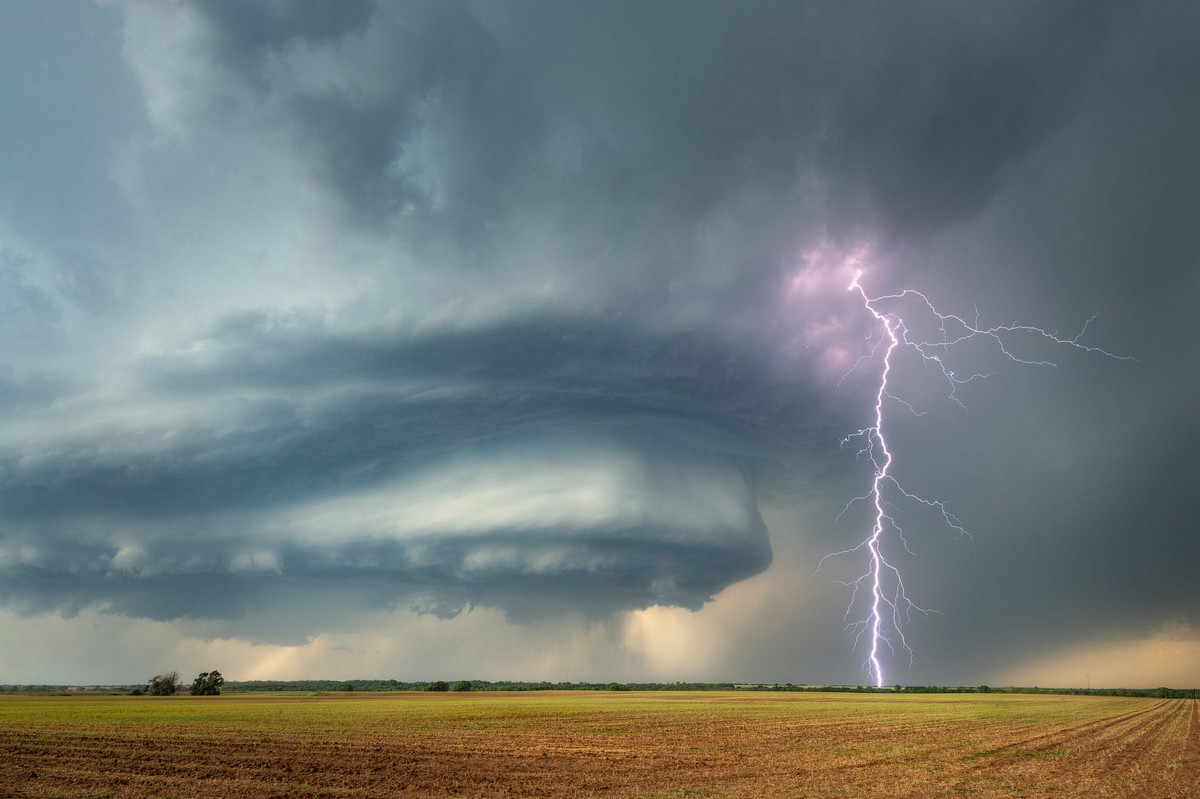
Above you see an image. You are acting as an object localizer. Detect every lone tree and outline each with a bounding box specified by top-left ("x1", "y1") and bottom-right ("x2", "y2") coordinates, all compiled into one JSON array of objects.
[
  {"x1": 190, "y1": 670, "x2": 225, "y2": 696},
  {"x1": 147, "y1": 672, "x2": 181, "y2": 696}
]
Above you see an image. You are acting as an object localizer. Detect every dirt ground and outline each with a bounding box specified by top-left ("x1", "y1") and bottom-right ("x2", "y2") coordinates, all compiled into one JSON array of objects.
[{"x1": 1, "y1": 691, "x2": 1197, "y2": 798}]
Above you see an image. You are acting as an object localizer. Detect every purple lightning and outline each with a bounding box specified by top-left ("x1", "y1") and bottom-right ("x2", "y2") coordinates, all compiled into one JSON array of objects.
[{"x1": 823, "y1": 270, "x2": 1131, "y2": 688}]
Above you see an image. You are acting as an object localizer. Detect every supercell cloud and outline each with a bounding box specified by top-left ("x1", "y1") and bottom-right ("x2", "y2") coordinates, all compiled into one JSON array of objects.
[
  {"x1": 1, "y1": 313, "x2": 789, "y2": 637},
  {"x1": 0, "y1": 1, "x2": 1197, "y2": 685}
]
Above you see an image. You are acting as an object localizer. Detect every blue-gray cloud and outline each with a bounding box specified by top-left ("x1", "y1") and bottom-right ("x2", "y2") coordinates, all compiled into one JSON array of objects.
[
  {"x1": 0, "y1": 0, "x2": 1196, "y2": 682},
  {"x1": 0, "y1": 315, "x2": 799, "y2": 638}
]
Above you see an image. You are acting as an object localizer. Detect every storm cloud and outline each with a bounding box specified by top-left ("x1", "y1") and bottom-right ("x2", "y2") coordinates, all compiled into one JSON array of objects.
[
  {"x1": 1, "y1": 316, "x2": 789, "y2": 636},
  {"x1": 0, "y1": 0, "x2": 1196, "y2": 685}
]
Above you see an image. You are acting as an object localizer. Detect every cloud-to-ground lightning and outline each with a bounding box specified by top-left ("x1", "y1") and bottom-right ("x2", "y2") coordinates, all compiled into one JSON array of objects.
[{"x1": 824, "y1": 270, "x2": 1132, "y2": 688}]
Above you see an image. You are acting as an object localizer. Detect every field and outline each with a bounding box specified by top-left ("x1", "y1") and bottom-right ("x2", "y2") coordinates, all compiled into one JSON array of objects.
[{"x1": 1, "y1": 691, "x2": 1196, "y2": 798}]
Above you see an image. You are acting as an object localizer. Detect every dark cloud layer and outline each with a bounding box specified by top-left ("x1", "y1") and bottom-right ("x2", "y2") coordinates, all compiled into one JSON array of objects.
[
  {"x1": 0, "y1": 0, "x2": 1196, "y2": 684},
  {"x1": 0, "y1": 316, "x2": 786, "y2": 638}
]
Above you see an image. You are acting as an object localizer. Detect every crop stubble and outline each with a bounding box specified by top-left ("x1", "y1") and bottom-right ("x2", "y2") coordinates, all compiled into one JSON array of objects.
[{"x1": 1, "y1": 691, "x2": 1196, "y2": 798}]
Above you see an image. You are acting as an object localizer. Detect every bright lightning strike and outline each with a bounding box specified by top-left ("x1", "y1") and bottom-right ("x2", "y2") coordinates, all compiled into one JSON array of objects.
[{"x1": 822, "y1": 270, "x2": 1132, "y2": 688}]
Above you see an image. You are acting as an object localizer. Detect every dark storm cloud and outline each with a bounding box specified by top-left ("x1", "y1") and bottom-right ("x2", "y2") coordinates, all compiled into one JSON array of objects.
[
  {"x1": 142, "y1": 311, "x2": 816, "y2": 427},
  {"x1": 175, "y1": 0, "x2": 1119, "y2": 247},
  {"x1": 1, "y1": 0, "x2": 1196, "y2": 682},
  {"x1": 5, "y1": 521, "x2": 769, "y2": 633},
  {"x1": 823, "y1": 2, "x2": 1118, "y2": 236},
  {"x1": 0, "y1": 366, "x2": 66, "y2": 413},
  {"x1": 0, "y1": 314, "x2": 799, "y2": 635},
  {"x1": 1, "y1": 374, "x2": 764, "y2": 525},
  {"x1": 8, "y1": 314, "x2": 822, "y2": 519},
  {"x1": 198, "y1": 0, "x2": 375, "y2": 57},
  {"x1": 179, "y1": 0, "x2": 539, "y2": 234}
]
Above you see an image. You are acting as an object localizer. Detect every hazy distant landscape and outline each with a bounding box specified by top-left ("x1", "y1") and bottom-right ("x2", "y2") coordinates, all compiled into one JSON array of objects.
[{"x1": 3, "y1": 680, "x2": 1197, "y2": 699}]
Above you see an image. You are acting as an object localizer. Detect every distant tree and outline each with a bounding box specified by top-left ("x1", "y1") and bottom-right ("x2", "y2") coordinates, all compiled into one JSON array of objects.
[
  {"x1": 147, "y1": 672, "x2": 181, "y2": 696},
  {"x1": 426, "y1": 681, "x2": 449, "y2": 692},
  {"x1": 189, "y1": 670, "x2": 225, "y2": 696},
  {"x1": 978, "y1": 685, "x2": 991, "y2": 693},
  {"x1": 340, "y1": 683, "x2": 356, "y2": 692},
  {"x1": 450, "y1": 680, "x2": 472, "y2": 692}
]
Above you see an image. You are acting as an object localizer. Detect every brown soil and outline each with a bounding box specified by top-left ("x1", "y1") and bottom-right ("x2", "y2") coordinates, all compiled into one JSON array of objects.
[{"x1": 1, "y1": 692, "x2": 1197, "y2": 798}]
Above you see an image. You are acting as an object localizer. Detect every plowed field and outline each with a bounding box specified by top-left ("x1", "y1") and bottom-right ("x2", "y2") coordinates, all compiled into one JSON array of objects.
[{"x1": 1, "y1": 691, "x2": 1197, "y2": 798}]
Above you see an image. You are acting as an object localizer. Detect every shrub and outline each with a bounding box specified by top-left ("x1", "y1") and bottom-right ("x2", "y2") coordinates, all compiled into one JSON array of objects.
[
  {"x1": 189, "y1": 670, "x2": 225, "y2": 696},
  {"x1": 147, "y1": 672, "x2": 181, "y2": 696}
]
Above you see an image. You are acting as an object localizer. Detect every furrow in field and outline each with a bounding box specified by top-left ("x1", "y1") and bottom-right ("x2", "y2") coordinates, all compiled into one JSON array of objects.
[
  {"x1": 961, "y1": 699, "x2": 1164, "y2": 761},
  {"x1": 957, "y1": 698, "x2": 1168, "y2": 773},
  {"x1": 813, "y1": 703, "x2": 1128, "y2": 775},
  {"x1": 939, "y1": 698, "x2": 1200, "y2": 799}
]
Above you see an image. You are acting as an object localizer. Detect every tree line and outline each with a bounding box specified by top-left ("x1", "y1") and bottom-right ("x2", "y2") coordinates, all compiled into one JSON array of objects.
[
  {"x1": 213, "y1": 680, "x2": 1200, "y2": 698},
  {"x1": 3, "y1": 679, "x2": 1195, "y2": 699}
]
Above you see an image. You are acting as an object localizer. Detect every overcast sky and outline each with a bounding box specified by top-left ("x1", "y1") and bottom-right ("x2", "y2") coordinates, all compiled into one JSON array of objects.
[{"x1": 1, "y1": 0, "x2": 1196, "y2": 688}]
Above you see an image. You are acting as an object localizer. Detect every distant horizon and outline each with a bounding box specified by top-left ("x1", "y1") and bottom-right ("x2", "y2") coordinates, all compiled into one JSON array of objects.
[{"x1": 4, "y1": 679, "x2": 1196, "y2": 694}]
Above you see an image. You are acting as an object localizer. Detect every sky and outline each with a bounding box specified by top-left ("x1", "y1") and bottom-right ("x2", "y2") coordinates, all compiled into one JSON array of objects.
[{"x1": 0, "y1": 0, "x2": 1197, "y2": 689}]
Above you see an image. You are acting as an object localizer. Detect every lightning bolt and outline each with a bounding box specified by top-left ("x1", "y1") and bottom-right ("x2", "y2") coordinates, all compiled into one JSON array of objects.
[{"x1": 822, "y1": 270, "x2": 1132, "y2": 688}]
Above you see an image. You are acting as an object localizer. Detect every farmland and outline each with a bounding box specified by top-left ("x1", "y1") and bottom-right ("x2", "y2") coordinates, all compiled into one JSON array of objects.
[{"x1": 1, "y1": 691, "x2": 1196, "y2": 798}]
